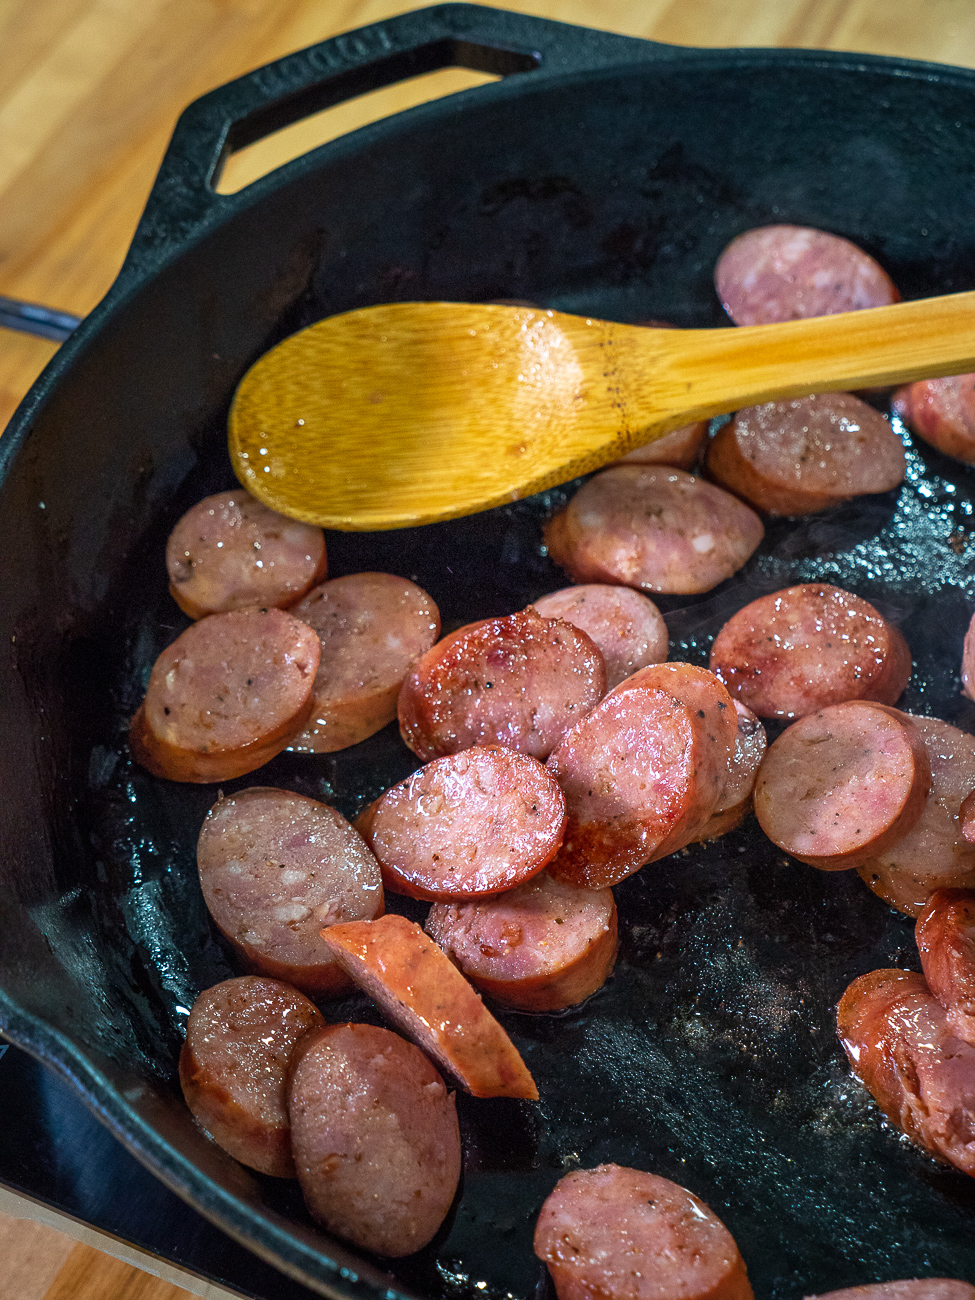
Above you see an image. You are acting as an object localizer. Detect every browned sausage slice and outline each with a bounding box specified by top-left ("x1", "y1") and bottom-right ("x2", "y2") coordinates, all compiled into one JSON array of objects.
[
  {"x1": 705, "y1": 394, "x2": 905, "y2": 516},
  {"x1": 916, "y1": 888, "x2": 975, "y2": 1045},
  {"x1": 962, "y1": 789, "x2": 975, "y2": 842},
  {"x1": 166, "y1": 490, "x2": 327, "y2": 619},
  {"x1": 754, "y1": 703, "x2": 931, "y2": 870},
  {"x1": 320, "y1": 914, "x2": 538, "y2": 1100},
  {"x1": 544, "y1": 467, "x2": 764, "y2": 595},
  {"x1": 197, "y1": 787, "x2": 383, "y2": 996},
  {"x1": 357, "y1": 746, "x2": 565, "y2": 900},
  {"x1": 616, "y1": 422, "x2": 709, "y2": 470},
  {"x1": 179, "y1": 976, "x2": 324, "y2": 1177},
  {"x1": 806, "y1": 1282, "x2": 975, "y2": 1300},
  {"x1": 710, "y1": 584, "x2": 911, "y2": 720},
  {"x1": 692, "y1": 702, "x2": 767, "y2": 842},
  {"x1": 426, "y1": 872, "x2": 617, "y2": 1012},
  {"x1": 287, "y1": 572, "x2": 440, "y2": 752},
  {"x1": 398, "y1": 607, "x2": 606, "y2": 762},
  {"x1": 714, "y1": 225, "x2": 899, "y2": 326},
  {"x1": 130, "y1": 607, "x2": 320, "y2": 782},
  {"x1": 288, "y1": 1022, "x2": 461, "y2": 1257},
  {"x1": 837, "y1": 968, "x2": 975, "y2": 1177},
  {"x1": 962, "y1": 611, "x2": 975, "y2": 703},
  {"x1": 534, "y1": 1164, "x2": 754, "y2": 1300},
  {"x1": 893, "y1": 375, "x2": 975, "y2": 466},
  {"x1": 530, "y1": 585, "x2": 668, "y2": 689}
]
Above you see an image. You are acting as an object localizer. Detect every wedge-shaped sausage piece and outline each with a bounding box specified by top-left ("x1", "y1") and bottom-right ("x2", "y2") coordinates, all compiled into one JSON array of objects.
[
  {"x1": 130, "y1": 607, "x2": 319, "y2": 782},
  {"x1": 616, "y1": 422, "x2": 709, "y2": 470},
  {"x1": 426, "y1": 872, "x2": 617, "y2": 1012},
  {"x1": 320, "y1": 914, "x2": 538, "y2": 1100},
  {"x1": 398, "y1": 607, "x2": 605, "y2": 762},
  {"x1": 917, "y1": 889, "x2": 975, "y2": 1045},
  {"x1": 544, "y1": 467, "x2": 763, "y2": 595},
  {"x1": 807, "y1": 1282, "x2": 975, "y2": 1300},
  {"x1": 534, "y1": 1165, "x2": 753, "y2": 1300},
  {"x1": 288, "y1": 1023, "x2": 461, "y2": 1257},
  {"x1": 710, "y1": 584, "x2": 911, "y2": 720},
  {"x1": 166, "y1": 489, "x2": 327, "y2": 619},
  {"x1": 858, "y1": 717, "x2": 975, "y2": 916},
  {"x1": 837, "y1": 968, "x2": 975, "y2": 1177},
  {"x1": 754, "y1": 703, "x2": 931, "y2": 870},
  {"x1": 358, "y1": 747, "x2": 565, "y2": 901},
  {"x1": 197, "y1": 787, "x2": 383, "y2": 996},
  {"x1": 706, "y1": 394, "x2": 905, "y2": 516},
  {"x1": 531, "y1": 585, "x2": 668, "y2": 690},
  {"x1": 894, "y1": 375, "x2": 975, "y2": 467},
  {"x1": 693, "y1": 702, "x2": 766, "y2": 843},
  {"x1": 179, "y1": 976, "x2": 324, "y2": 1177}
]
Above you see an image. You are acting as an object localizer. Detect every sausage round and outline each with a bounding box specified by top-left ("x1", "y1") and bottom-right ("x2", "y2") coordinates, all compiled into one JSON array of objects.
[
  {"x1": 426, "y1": 871, "x2": 617, "y2": 1012},
  {"x1": 288, "y1": 1023, "x2": 461, "y2": 1257},
  {"x1": 179, "y1": 976, "x2": 325, "y2": 1177},
  {"x1": 705, "y1": 394, "x2": 905, "y2": 516},
  {"x1": 534, "y1": 1164, "x2": 754, "y2": 1300},
  {"x1": 197, "y1": 787, "x2": 383, "y2": 996},
  {"x1": 544, "y1": 467, "x2": 764, "y2": 595},
  {"x1": 398, "y1": 606, "x2": 606, "y2": 762},
  {"x1": 531, "y1": 585, "x2": 668, "y2": 689},
  {"x1": 287, "y1": 572, "x2": 440, "y2": 753},
  {"x1": 837, "y1": 968, "x2": 975, "y2": 1177},
  {"x1": 893, "y1": 375, "x2": 975, "y2": 466},
  {"x1": 616, "y1": 422, "x2": 709, "y2": 470},
  {"x1": 130, "y1": 607, "x2": 320, "y2": 782},
  {"x1": 962, "y1": 789, "x2": 975, "y2": 843},
  {"x1": 857, "y1": 717, "x2": 975, "y2": 916},
  {"x1": 916, "y1": 889, "x2": 975, "y2": 1045},
  {"x1": 754, "y1": 703, "x2": 931, "y2": 870},
  {"x1": 357, "y1": 746, "x2": 565, "y2": 900},
  {"x1": 166, "y1": 490, "x2": 327, "y2": 619},
  {"x1": 714, "y1": 224, "x2": 899, "y2": 326},
  {"x1": 961, "y1": 610, "x2": 975, "y2": 703},
  {"x1": 710, "y1": 584, "x2": 911, "y2": 720},
  {"x1": 806, "y1": 1282, "x2": 975, "y2": 1300},
  {"x1": 692, "y1": 701, "x2": 766, "y2": 842}
]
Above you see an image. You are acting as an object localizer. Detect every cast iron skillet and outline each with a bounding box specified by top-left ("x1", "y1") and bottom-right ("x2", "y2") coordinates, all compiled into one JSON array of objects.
[{"x1": 3, "y1": 5, "x2": 975, "y2": 1297}]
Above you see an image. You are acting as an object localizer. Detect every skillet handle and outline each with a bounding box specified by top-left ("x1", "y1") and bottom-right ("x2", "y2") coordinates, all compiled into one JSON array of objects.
[{"x1": 123, "y1": 4, "x2": 679, "y2": 277}]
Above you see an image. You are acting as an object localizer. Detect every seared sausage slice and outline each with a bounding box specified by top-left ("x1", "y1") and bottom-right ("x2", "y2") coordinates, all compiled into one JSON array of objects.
[
  {"x1": 894, "y1": 375, "x2": 975, "y2": 466},
  {"x1": 357, "y1": 746, "x2": 565, "y2": 901},
  {"x1": 714, "y1": 224, "x2": 899, "y2": 326},
  {"x1": 534, "y1": 1164, "x2": 753, "y2": 1300},
  {"x1": 166, "y1": 490, "x2": 327, "y2": 619},
  {"x1": 544, "y1": 466, "x2": 763, "y2": 595},
  {"x1": 916, "y1": 889, "x2": 975, "y2": 1045},
  {"x1": 130, "y1": 607, "x2": 319, "y2": 782},
  {"x1": 754, "y1": 703, "x2": 931, "y2": 870},
  {"x1": 692, "y1": 702, "x2": 766, "y2": 843},
  {"x1": 288, "y1": 572, "x2": 440, "y2": 753},
  {"x1": 531, "y1": 585, "x2": 668, "y2": 689},
  {"x1": 705, "y1": 394, "x2": 905, "y2": 516},
  {"x1": 857, "y1": 717, "x2": 975, "y2": 916},
  {"x1": 320, "y1": 914, "x2": 538, "y2": 1100},
  {"x1": 426, "y1": 872, "x2": 617, "y2": 1012},
  {"x1": 288, "y1": 1023, "x2": 461, "y2": 1257},
  {"x1": 710, "y1": 584, "x2": 911, "y2": 720},
  {"x1": 616, "y1": 422, "x2": 709, "y2": 470},
  {"x1": 806, "y1": 1284, "x2": 975, "y2": 1300},
  {"x1": 179, "y1": 976, "x2": 324, "y2": 1177},
  {"x1": 398, "y1": 607, "x2": 605, "y2": 762},
  {"x1": 197, "y1": 787, "x2": 383, "y2": 996},
  {"x1": 837, "y1": 968, "x2": 975, "y2": 1177}
]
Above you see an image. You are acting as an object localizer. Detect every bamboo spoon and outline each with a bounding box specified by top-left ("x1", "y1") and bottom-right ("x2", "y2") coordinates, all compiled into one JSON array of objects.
[{"x1": 229, "y1": 296, "x2": 975, "y2": 531}]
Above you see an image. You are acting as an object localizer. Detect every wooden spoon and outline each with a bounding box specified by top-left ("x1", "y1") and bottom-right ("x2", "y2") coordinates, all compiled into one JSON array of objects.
[{"x1": 228, "y1": 295, "x2": 975, "y2": 531}]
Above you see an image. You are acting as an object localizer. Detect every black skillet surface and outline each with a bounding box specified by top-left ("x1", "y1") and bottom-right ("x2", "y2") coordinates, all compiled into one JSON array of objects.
[{"x1": 3, "y1": 5, "x2": 975, "y2": 1297}]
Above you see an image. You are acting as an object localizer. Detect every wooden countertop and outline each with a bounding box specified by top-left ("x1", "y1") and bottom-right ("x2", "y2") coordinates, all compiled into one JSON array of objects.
[{"x1": 1, "y1": 0, "x2": 974, "y2": 1296}]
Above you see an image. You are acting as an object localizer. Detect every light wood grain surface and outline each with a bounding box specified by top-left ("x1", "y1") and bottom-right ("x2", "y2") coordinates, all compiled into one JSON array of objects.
[{"x1": 0, "y1": 0, "x2": 973, "y2": 1296}]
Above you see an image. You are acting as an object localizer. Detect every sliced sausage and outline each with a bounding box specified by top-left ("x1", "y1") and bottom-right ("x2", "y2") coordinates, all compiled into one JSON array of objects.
[
  {"x1": 287, "y1": 572, "x2": 440, "y2": 753},
  {"x1": 544, "y1": 466, "x2": 764, "y2": 595},
  {"x1": 837, "y1": 968, "x2": 975, "y2": 1177},
  {"x1": 426, "y1": 872, "x2": 617, "y2": 1012},
  {"x1": 893, "y1": 375, "x2": 975, "y2": 466},
  {"x1": 130, "y1": 607, "x2": 320, "y2": 782},
  {"x1": 288, "y1": 1022, "x2": 461, "y2": 1257},
  {"x1": 531, "y1": 585, "x2": 668, "y2": 689},
  {"x1": 961, "y1": 611, "x2": 975, "y2": 703},
  {"x1": 807, "y1": 1284, "x2": 975, "y2": 1300},
  {"x1": 710, "y1": 584, "x2": 911, "y2": 720},
  {"x1": 692, "y1": 702, "x2": 767, "y2": 842},
  {"x1": 714, "y1": 225, "x2": 899, "y2": 326},
  {"x1": 857, "y1": 717, "x2": 975, "y2": 916},
  {"x1": 962, "y1": 789, "x2": 975, "y2": 843},
  {"x1": 320, "y1": 914, "x2": 538, "y2": 1100},
  {"x1": 616, "y1": 422, "x2": 709, "y2": 470},
  {"x1": 916, "y1": 889, "x2": 975, "y2": 1045},
  {"x1": 179, "y1": 975, "x2": 324, "y2": 1177},
  {"x1": 197, "y1": 787, "x2": 383, "y2": 996},
  {"x1": 398, "y1": 606, "x2": 606, "y2": 762},
  {"x1": 534, "y1": 1164, "x2": 753, "y2": 1300},
  {"x1": 166, "y1": 490, "x2": 327, "y2": 620},
  {"x1": 357, "y1": 746, "x2": 565, "y2": 901},
  {"x1": 705, "y1": 394, "x2": 905, "y2": 516},
  {"x1": 754, "y1": 703, "x2": 931, "y2": 870}
]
